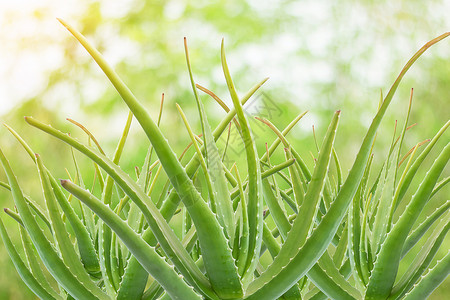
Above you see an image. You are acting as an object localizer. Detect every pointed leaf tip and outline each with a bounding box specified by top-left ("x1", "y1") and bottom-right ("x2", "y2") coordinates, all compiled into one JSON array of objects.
[{"x1": 56, "y1": 18, "x2": 67, "y2": 26}]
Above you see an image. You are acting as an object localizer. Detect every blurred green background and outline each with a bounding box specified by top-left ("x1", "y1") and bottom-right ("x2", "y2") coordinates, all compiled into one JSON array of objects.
[{"x1": 0, "y1": 0, "x2": 448, "y2": 298}]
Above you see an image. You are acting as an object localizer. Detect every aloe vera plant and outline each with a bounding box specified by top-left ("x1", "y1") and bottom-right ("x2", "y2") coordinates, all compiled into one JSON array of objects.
[{"x1": 0, "y1": 20, "x2": 448, "y2": 300}]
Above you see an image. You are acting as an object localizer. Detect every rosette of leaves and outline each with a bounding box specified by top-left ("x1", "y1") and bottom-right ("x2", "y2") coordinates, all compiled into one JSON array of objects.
[{"x1": 0, "y1": 20, "x2": 448, "y2": 300}]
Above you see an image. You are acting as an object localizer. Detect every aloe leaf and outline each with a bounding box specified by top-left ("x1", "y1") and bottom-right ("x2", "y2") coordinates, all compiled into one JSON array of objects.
[
  {"x1": 317, "y1": 253, "x2": 361, "y2": 300},
  {"x1": 176, "y1": 103, "x2": 217, "y2": 212},
  {"x1": 98, "y1": 222, "x2": 117, "y2": 297},
  {"x1": 175, "y1": 103, "x2": 243, "y2": 297},
  {"x1": 359, "y1": 190, "x2": 372, "y2": 284},
  {"x1": 371, "y1": 145, "x2": 398, "y2": 257},
  {"x1": 99, "y1": 111, "x2": 133, "y2": 293},
  {"x1": 25, "y1": 116, "x2": 217, "y2": 299},
  {"x1": 128, "y1": 143, "x2": 152, "y2": 232},
  {"x1": 393, "y1": 89, "x2": 413, "y2": 183},
  {"x1": 117, "y1": 255, "x2": 149, "y2": 300},
  {"x1": 60, "y1": 179, "x2": 202, "y2": 300},
  {"x1": 286, "y1": 148, "x2": 306, "y2": 207},
  {"x1": 389, "y1": 212, "x2": 450, "y2": 299},
  {"x1": 3, "y1": 207, "x2": 24, "y2": 226},
  {"x1": 70, "y1": 148, "x2": 97, "y2": 238},
  {"x1": 59, "y1": 19, "x2": 242, "y2": 298},
  {"x1": 262, "y1": 178, "x2": 290, "y2": 240},
  {"x1": 185, "y1": 38, "x2": 235, "y2": 242},
  {"x1": 35, "y1": 153, "x2": 108, "y2": 299},
  {"x1": 307, "y1": 258, "x2": 355, "y2": 300},
  {"x1": 402, "y1": 200, "x2": 450, "y2": 258},
  {"x1": 18, "y1": 223, "x2": 61, "y2": 298},
  {"x1": 233, "y1": 165, "x2": 250, "y2": 276},
  {"x1": 394, "y1": 119, "x2": 450, "y2": 210},
  {"x1": 0, "y1": 217, "x2": 62, "y2": 300},
  {"x1": 117, "y1": 210, "x2": 155, "y2": 300},
  {"x1": 1, "y1": 182, "x2": 52, "y2": 233},
  {"x1": 0, "y1": 148, "x2": 106, "y2": 300},
  {"x1": 307, "y1": 264, "x2": 356, "y2": 300},
  {"x1": 142, "y1": 280, "x2": 164, "y2": 300},
  {"x1": 256, "y1": 116, "x2": 311, "y2": 187},
  {"x1": 94, "y1": 162, "x2": 105, "y2": 191},
  {"x1": 278, "y1": 189, "x2": 299, "y2": 213},
  {"x1": 261, "y1": 220, "x2": 281, "y2": 257},
  {"x1": 229, "y1": 158, "x2": 296, "y2": 204},
  {"x1": 150, "y1": 77, "x2": 268, "y2": 242},
  {"x1": 50, "y1": 174, "x2": 101, "y2": 277},
  {"x1": 348, "y1": 185, "x2": 366, "y2": 288},
  {"x1": 213, "y1": 77, "x2": 269, "y2": 141},
  {"x1": 110, "y1": 233, "x2": 122, "y2": 288},
  {"x1": 137, "y1": 93, "x2": 164, "y2": 199},
  {"x1": 103, "y1": 111, "x2": 133, "y2": 207},
  {"x1": 99, "y1": 223, "x2": 114, "y2": 294},
  {"x1": 365, "y1": 141, "x2": 449, "y2": 299},
  {"x1": 245, "y1": 33, "x2": 449, "y2": 300},
  {"x1": 403, "y1": 250, "x2": 450, "y2": 300},
  {"x1": 332, "y1": 148, "x2": 343, "y2": 190},
  {"x1": 260, "y1": 221, "x2": 302, "y2": 299},
  {"x1": 333, "y1": 222, "x2": 348, "y2": 268},
  {"x1": 307, "y1": 289, "x2": 328, "y2": 300},
  {"x1": 4, "y1": 124, "x2": 101, "y2": 278},
  {"x1": 260, "y1": 111, "x2": 308, "y2": 163},
  {"x1": 222, "y1": 39, "x2": 263, "y2": 287},
  {"x1": 287, "y1": 115, "x2": 359, "y2": 300},
  {"x1": 67, "y1": 118, "x2": 106, "y2": 155},
  {"x1": 249, "y1": 110, "x2": 340, "y2": 293},
  {"x1": 430, "y1": 176, "x2": 449, "y2": 198},
  {"x1": 261, "y1": 158, "x2": 296, "y2": 179}
]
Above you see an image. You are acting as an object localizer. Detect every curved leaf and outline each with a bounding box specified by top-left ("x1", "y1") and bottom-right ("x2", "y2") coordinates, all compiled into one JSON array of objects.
[{"x1": 61, "y1": 179, "x2": 202, "y2": 300}]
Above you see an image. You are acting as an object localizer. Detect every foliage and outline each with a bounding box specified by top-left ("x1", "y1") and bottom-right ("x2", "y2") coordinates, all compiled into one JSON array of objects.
[{"x1": 0, "y1": 20, "x2": 449, "y2": 300}]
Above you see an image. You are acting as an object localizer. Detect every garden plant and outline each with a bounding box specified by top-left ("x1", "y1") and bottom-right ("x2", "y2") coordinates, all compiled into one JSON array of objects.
[{"x1": 0, "y1": 20, "x2": 449, "y2": 299}]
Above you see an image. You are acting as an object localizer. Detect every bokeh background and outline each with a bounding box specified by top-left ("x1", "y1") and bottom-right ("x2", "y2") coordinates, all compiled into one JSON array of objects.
[{"x1": 0, "y1": 0, "x2": 449, "y2": 298}]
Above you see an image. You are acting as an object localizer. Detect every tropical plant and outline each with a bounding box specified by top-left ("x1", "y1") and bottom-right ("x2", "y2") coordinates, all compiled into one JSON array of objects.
[{"x1": 0, "y1": 20, "x2": 448, "y2": 299}]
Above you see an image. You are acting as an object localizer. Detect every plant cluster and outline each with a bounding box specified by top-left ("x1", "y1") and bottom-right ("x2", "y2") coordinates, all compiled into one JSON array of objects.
[{"x1": 0, "y1": 20, "x2": 449, "y2": 299}]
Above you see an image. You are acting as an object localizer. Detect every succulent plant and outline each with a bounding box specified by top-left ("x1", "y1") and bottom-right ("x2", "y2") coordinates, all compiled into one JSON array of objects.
[{"x1": 0, "y1": 20, "x2": 448, "y2": 299}]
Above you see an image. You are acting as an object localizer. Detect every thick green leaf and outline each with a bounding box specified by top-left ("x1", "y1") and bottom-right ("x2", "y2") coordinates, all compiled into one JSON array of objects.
[
  {"x1": 402, "y1": 200, "x2": 450, "y2": 258},
  {"x1": 0, "y1": 217, "x2": 61, "y2": 300},
  {"x1": 247, "y1": 110, "x2": 340, "y2": 298},
  {"x1": 389, "y1": 212, "x2": 450, "y2": 299},
  {"x1": 185, "y1": 39, "x2": 235, "y2": 241},
  {"x1": 25, "y1": 116, "x2": 216, "y2": 299},
  {"x1": 59, "y1": 19, "x2": 242, "y2": 298},
  {"x1": 371, "y1": 146, "x2": 398, "y2": 256},
  {"x1": 4, "y1": 124, "x2": 101, "y2": 278},
  {"x1": 18, "y1": 224, "x2": 61, "y2": 298},
  {"x1": 245, "y1": 33, "x2": 449, "y2": 300},
  {"x1": 0, "y1": 148, "x2": 106, "y2": 300},
  {"x1": 61, "y1": 179, "x2": 202, "y2": 300},
  {"x1": 393, "y1": 119, "x2": 450, "y2": 210},
  {"x1": 35, "y1": 154, "x2": 107, "y2": 298},
  {"x1": 262, "y1": 178, "x2": 290, "y2": 240},
  {"x1": 403, "y1": 250, "x2": 450, "y2": 300},
  {"x1": 222, "y1": 39, "x2": 263, "y2": 288},
  {"x1": 365, "y1": 142, "x2": 449, "y2": 299}
]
